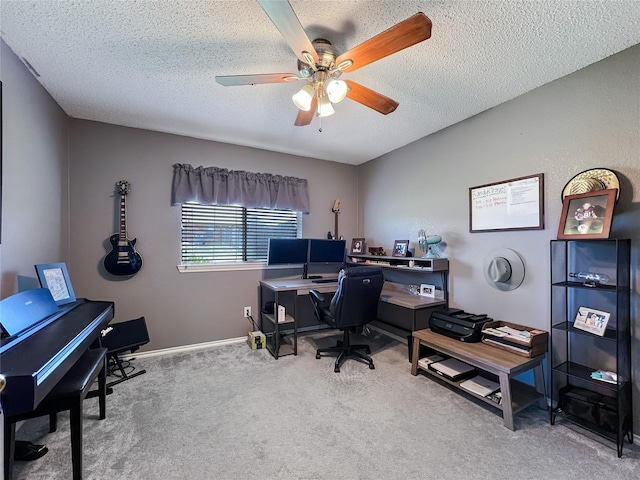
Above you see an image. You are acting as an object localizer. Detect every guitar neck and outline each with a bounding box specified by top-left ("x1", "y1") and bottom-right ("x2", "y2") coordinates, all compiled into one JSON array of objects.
[{"x1": 119, "y1": 194, "x2": 128, "y2": 241}]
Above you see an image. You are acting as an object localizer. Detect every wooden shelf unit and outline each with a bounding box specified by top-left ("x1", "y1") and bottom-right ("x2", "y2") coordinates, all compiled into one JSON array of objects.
[{"x1": 411, "y1": 328, "x2": 546, "y2": 431}]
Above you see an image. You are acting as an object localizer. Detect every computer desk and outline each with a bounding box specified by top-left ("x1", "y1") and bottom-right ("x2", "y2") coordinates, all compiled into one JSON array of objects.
[{"x1": 259, "y1": 278, "x2": 447, "y2": 359}]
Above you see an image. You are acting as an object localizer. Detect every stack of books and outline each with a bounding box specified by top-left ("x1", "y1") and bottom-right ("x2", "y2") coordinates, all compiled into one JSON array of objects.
[{"x1": 481, "y1": 321, "x2": 548, "y2": 357}]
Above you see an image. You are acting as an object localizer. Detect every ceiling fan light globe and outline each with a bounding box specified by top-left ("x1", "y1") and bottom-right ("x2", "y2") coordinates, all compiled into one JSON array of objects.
[
  {"x1": 326, "y1": 79, "x2": 348, "y2": 103},
  {"x1": 292, "y1": 84, "x2": 315, "y2": 111},
  {"x1": 318, "y1": 96, "x2": 335, "y2": 117}
]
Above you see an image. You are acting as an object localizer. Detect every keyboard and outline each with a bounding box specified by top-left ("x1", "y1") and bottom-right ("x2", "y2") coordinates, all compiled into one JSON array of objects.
[{"x1": 312, "y1": 278, "x2": 338, "y2": 284}]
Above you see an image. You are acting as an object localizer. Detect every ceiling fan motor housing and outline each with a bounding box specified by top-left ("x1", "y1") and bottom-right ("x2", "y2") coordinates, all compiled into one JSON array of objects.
[{"x1": 297, "y1": 39, "x2": 341, "y2": 78}]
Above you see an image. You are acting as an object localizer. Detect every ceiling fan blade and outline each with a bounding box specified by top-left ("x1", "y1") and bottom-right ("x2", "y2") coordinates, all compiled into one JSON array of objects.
[
  {"x1": 294, "y1": 96, "x2": 317, "y2": 126},
  {"x1": 336, "y1": 13, "x2": 432, "y2": 73},
  {"x1": 345, "y1": 80, "x2": 399, "y2": 115},
  {"x1": 257, "y1": 0, "x2": 319, "y2": 64},
  {"x1": 215, "y1": 73, "x2": 300, "y2": 86}
]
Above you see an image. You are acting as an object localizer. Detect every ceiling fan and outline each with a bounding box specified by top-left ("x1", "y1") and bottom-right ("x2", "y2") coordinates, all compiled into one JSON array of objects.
[{"x1": 215, "y1": 0, "x2": 432, "y2": 127}]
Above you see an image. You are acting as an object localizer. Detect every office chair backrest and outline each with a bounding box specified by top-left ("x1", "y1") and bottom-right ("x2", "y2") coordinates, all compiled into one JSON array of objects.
[{"x1": 330, "y1": 266, "x2": 384, "y2": 329}]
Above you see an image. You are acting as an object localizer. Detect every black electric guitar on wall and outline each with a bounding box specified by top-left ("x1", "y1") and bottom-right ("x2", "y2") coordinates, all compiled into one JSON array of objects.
[{"x1": 104, "y1": 180, "x2": 143, "y2": 276}]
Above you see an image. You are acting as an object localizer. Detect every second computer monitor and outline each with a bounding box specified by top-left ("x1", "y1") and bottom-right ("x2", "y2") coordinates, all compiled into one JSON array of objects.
[{"x1": 308, "y1": 238, "x2": 346, "y2": 264}]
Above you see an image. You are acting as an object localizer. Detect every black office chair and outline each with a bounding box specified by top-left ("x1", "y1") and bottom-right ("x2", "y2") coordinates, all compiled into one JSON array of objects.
[{"x1": 309, "y1": 266, "x2": 384, "y2": 373}]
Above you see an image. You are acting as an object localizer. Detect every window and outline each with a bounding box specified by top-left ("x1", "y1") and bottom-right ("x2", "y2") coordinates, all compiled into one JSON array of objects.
[{"x1": 181, "y1": 204, "x2": 302, "y2": 265}]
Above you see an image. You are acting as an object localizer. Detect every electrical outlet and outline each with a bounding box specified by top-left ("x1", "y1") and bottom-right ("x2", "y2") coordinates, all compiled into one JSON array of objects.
[{"x1": 244, "y1": 306, "x2": 251, "y2": 318}]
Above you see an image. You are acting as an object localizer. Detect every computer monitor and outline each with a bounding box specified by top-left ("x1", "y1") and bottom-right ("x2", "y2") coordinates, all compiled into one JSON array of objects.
[
  {"x1": 266, "y1": 238, "x2": 309, "y2": 265},
  {"x1": 308, "y1": 239, "x2": 346, "y2": 264}
]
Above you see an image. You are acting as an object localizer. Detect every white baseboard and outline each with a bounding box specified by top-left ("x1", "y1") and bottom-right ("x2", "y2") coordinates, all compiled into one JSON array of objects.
[{"x1": 121, "y1": 336, "x2": 245, "y2": 360}]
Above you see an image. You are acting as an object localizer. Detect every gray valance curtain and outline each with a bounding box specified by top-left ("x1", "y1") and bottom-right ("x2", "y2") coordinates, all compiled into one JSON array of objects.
[{"x1": 172, "y1": 163, "x2": 310, "y2": 213}]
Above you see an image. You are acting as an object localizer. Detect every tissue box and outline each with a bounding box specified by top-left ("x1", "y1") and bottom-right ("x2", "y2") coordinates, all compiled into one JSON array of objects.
[
  {"x1": 277, "y1": 304, "x2": 286, "y2": 323},
  {"x1": 247, "y1": 331, "x2": 266, "y2": 350}
]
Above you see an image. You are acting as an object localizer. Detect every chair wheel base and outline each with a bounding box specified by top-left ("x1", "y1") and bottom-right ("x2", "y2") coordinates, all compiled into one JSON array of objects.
[{"x1": 316, "y1": 331, "x2": 374, "y2": 373}]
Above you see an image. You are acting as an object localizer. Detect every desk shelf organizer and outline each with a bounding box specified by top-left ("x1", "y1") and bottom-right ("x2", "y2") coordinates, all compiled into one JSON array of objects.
[
  {"x1": 549, "y1": 239, "x2": 633, "y2": 457},
  {"x1": 481, "y1": 321, "x2": 548, "y2": 358}
]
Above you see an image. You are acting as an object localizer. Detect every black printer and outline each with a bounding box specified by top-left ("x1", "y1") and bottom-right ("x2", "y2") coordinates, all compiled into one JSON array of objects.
[{"x1": 429, "y1": 308, "x2": 493, "y2": 342}]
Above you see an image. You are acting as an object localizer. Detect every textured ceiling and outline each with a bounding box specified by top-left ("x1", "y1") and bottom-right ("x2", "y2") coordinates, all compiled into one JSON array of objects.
[{"x1": 1, "y1": 1, "x2": 639, "y2": 165}]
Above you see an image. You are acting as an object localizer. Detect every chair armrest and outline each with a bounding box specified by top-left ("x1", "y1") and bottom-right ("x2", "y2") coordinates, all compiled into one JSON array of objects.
[{"x1": 309, "y1": 289, "x2": 326, "y2": 304}]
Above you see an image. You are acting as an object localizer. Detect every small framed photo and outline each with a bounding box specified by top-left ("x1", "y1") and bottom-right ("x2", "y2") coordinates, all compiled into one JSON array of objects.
[
  {"x1": 557, "y1": 189, "x2": 616, "y2": 239},
  {"x1": 350, "y1": 238, "x2": 365, "y2": 254},
  {"x1": 420, "y1": 284, "x2": 436, "y2": 297},
  {"x1": 573, "y1": 306, "x2": 610, "y2": 336},
  {"x1": 392, "y1": 240, "x2": 409, "y2": 257},
  {"x1": 35, "y1": 262, "x2": 77, "y2": 306}
]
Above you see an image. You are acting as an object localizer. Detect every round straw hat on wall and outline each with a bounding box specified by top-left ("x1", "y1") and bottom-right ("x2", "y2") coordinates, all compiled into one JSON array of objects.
[
  {"x1": 561, "y1": 168, "x2": 620, "y2": 201},
  {"x1": 483, "y1": 248, "x2": 525, "y2": 291}
]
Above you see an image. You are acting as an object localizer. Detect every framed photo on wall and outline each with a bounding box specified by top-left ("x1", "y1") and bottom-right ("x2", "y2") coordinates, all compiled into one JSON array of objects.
[
  {"x1": 392, "y1": 240, "x2": 409, "y2": 257},
  {"x1": 557, "y1": 189, "x2": 616, "y2": 239},
  {"x1": 350, "y1": 238, "x2": 365, "y2": 254}
]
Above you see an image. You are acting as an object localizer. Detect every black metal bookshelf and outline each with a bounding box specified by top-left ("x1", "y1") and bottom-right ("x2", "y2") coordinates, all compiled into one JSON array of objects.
[{"x1": 549, "y1": 239, "x2": 633, "y2": 457}]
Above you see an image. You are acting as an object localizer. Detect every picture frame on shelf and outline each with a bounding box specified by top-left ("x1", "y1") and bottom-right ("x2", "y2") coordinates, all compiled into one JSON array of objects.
[
  {"x1": 392, "y1": 240, "x2": 409, "y2": 257},
  {"x1": 350, "y1": 238, "x2": 365, "y2": 254},
  {"x1": 573, "y1": 306, "x2": 610, "y2": 336},
  {"x1": 557, "y1": 189, "x2": 616, "y2": 239},
  {"x1": 420, "y1": 284, "x2": 436, "y2": 297}
]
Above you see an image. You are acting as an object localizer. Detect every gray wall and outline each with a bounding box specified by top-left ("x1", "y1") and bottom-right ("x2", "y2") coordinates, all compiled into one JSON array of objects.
[
  {"x1": 0, "y1": 39, "x2": 70, "y2": 297},
  {"x1": 67, "y1": 120, "x2": 358, "y2": 349},
  {"x1": 358, "y1": 44, "x2": 639, "y2": 430}
]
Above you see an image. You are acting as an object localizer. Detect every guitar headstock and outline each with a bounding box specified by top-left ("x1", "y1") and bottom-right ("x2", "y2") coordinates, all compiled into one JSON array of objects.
[{"x1": 116, "y1": 180, "x2": 130, "y2": 196}]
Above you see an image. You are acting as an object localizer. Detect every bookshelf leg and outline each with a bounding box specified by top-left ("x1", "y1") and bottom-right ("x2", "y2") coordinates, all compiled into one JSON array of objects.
[
  {"x1": 410, "y1": 337, "x2": 420, "y2": 376},
  {"x1": 499, "y1": 372, "x2": 515, "y2": 431},
  {"x1": 533, "y1": 362, "x2": 546, "y2": 410}
]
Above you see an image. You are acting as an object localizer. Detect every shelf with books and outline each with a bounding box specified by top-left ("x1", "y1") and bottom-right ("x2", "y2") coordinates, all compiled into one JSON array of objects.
[{"x1": 549, "y1": 239, "x2": 632, "y2": 457}]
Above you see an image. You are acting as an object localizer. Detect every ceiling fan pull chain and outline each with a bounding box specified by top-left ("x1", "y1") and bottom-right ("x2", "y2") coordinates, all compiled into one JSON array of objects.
[{"x1": 316, "y1": 87, "x2": 322, "y2": 132}]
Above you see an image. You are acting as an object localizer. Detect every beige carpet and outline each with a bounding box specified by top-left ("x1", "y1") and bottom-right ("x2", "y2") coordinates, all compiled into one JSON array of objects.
[{"x1": 12, "y1": 330, "x2": 639, "y2": 479}]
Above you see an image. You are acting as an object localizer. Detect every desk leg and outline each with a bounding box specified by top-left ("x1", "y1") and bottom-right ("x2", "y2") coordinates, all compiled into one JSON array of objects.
[
  {"x1": 498, "y1": 372, "x2": 515, "y2": 431},
  {"x1": 410, "y1": 337, "x2": 420, "y2": 376},
  {"x1": 533, "y1": 361, "x2": 546, "y2": 410},
  {"x1": 273, "y1": 292, "x2": 280, "y2": 359}
]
